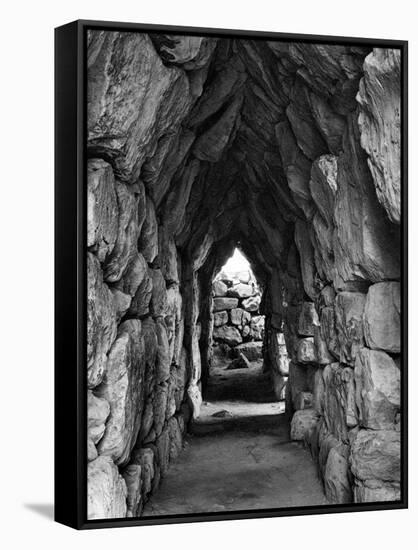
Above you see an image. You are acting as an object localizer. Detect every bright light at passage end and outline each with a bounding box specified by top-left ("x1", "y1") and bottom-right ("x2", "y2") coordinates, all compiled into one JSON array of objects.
[{"x1": 222, "y1": 248, "x2": 250, "y2": 275}]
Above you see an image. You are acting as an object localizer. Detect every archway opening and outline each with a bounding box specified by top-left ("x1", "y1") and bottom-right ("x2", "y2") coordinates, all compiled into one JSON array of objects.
[{"x1": 196, "y1": 246, "x2": 286, "y2": 431}]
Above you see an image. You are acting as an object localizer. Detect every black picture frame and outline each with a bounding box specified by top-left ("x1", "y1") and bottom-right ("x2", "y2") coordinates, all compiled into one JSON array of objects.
[{"x1": 55, "y1": 19, "x2": 408, "y2": 530}]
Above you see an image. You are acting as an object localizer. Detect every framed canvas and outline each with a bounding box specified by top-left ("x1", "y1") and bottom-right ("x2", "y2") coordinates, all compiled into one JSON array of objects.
[{"x1": 55, "y1": 19, "x2": 408, "y2": 530}]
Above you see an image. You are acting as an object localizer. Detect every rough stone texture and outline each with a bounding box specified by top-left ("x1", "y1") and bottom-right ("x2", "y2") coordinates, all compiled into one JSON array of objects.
[
  {"x1": 122, "y1": 464, "x2": 142, "y2": 517},
  {"x1": 324, "y1": 445, "x2": 353, "y2": 504},
  {"x1": 87, "y1": 253, "x2": 118, "y2": 388},
  {"x1": 86, "y1": 33, "x2": 402, "y2": 516},
  {"x1": 290, "y1": 409, "x2": 319, "y2": 441},
  {"x1": 296, "y1": 338, "x2": 316, "y2": 364},
  {"x1": 96, "y1": 320, "x2": 146, "y2": 465},
  {"x1": 354, "y1": 348, "x2": 400, "y2": 430},
  {"x1": 213, "y1": 297, "x2": 239, "y2": 312},
  {"x1": 364, "y1": 282, "x2": 400, "y2": 353},
  {"x1": 357, "y1": 49, "x2": 401, "y2": 224},
  {"x1": 213, "y1": 325, "x2": 243, "y2": 347},
  {"x1": 88, "y1": 456, "x2": 127, "y2": 520},
  {"x1": 88, "y1": 390, "x2": 110, "y2": 446},
  {"x1": 335, "y1": 292, "x2": 366, "y2": 366},
  {"x1": 350, "y1": 429, "x2": 400, "y2": 486},
  {"x1": 87, "y1": 159, "x2": 119, "y2": 262}
]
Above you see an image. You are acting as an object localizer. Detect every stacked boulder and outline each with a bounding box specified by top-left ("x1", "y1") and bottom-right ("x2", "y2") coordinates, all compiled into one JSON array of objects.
[
  {"x1": 211, "y1": 271, "x2": 265, "y2": 363},
  {"x1": 286, "y1": 284, "x2": 401, "y2": 505}
]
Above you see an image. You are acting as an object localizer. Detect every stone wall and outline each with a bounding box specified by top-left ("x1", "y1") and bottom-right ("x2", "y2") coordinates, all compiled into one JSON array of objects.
[
  {"x1": 86, "y1": 30, "x2": 402, "y2": 518},
  {"x1": 211, "y1": 271, "x2": 265, "y2": 366}
]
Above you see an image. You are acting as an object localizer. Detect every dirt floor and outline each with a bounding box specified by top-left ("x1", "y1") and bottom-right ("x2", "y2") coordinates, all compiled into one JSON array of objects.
[{"x1": 142, "y1": 357, "x2": 327, "y2": 516}]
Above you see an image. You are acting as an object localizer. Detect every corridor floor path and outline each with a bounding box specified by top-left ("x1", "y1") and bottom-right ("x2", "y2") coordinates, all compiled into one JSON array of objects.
[{"x1": 142, "y1": 359, "x2": 327, "y2": 516}]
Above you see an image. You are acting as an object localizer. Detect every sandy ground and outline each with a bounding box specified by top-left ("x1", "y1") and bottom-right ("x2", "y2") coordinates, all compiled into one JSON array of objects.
[{"x1": 143, "y1": 359, "x2": 327, "y2": 516}]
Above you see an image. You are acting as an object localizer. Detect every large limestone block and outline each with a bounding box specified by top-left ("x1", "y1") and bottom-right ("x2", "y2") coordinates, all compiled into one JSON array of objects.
[
  {"x1": 187, "y1": 383, "x2": 202, "y2": 419},
  {"x1": 103, "y1": 182, "x2": 140, "y2": 283},
  {"x1": 309, "y1": 155, "x2": 338, "y2": 228},
  {"x1": 153, "y1": 382, "x2": 168, "y2": 436},
  {"x1": 128, "y1": 267, "x2": 153, "y2": 317},
  {"x1": 335, "y1": 291, "x2": 366, "y2": 365},
  {"x1": 354, "y1": 348, "x2": 400, "y2": 430},
  {"x1": 350, "y1": 429, "x2": 400, "y2": 484},
  {"x1": 168, "y1": 416, "x2": 183, "y2": 460},
  {"x1": 296, "y1": 338, "x2": 316, "y2": 364},
  {"x1": 268, "y1": 331, "x2": 290, "y2": 376},
  {"x1": 88, "y1": 456, "x2": 127, "y2": 520},
  {"x1": 96, "y1": 320, "x2": 146, "y2": 465},
  {"x1": 156, "y1": 426, "x2": 171, "y2": 477},
  {"x1": 364, "y1": 282, "x2": 400, "y2": 353},
  {"x1": 298, "y1": 302, "x2": 320, "y2": 336},
  {"x1": 241, "y1": 295, "x2": 261, "y2": 312},
  {"x1": 323, "y1": 363, "x2": 357, "y2": 442},
  {"x1": 88, "y1": 31, "x2": 193, "y2": 182},
  {"x1": 142, "y1": 317, "x2": 158, "y2": 395},
  {"x1": 213, "y1": 280, "x2": 228, "y2": 297},
  {"x1": 290, "y1": 409, "x2": 319, "y2": 441},
  {"x1": 87, "y1": 253, "x2": 118, "y2": 388},
  {"x1": 122, "y1": 463, "x2": 142, "y2": 517},
  {"x1": 155, "y1": 319, "x2": 171, "y2": 384},
  {"x1": 250, "y1": 315, "x2": 265, "y2": 340},
  {"x1": 320, "y1": 306, "x2": 339, "y2": 359},
  {"x1": 357, "y1": 49, "x2": 401, "y2": 224},
  {"x1": 230, "y1": 308, "x2": 245, "y2": 326},
  {"x1": 213, "y1": 310, "x2": 228, "y2": 327},
  {"x1": 333, "y1": 114, "x2": 400, "y2": 286},
  {"x1": 87, "y1": 159, "x2": 118, "y2": 262},
  {"x1": 87, "y1": 390, "x2": 110, "y2": 445},
  {"x1": 119, "y1": 251, "x2": 148, "y2": 298},
  {"x1": 213, "y1": 325, "x2": 243, "y2": 347},
  {"x1": 227, "y1": 283, "x2": 253, "y2": 299},
  {"x1": 354, "y1": 481, "x2": 401, "y2": 503},
  {"x1": 149, "y1": 269, "x2": 168, "y2": 317},
  {"x1": 138, "y1": 196, "x2": 158, "y2": 263},
  {"x1": 213, "y1": 297, "x2": 239, "y2": 311},
  {"x1": 324, "y1": 446, "x2": 353, "y2": 504},
  {"x1": 158, "y1": 226, "x2": 179, "y2": 284},
  {"x1": 152, "y1": 35, "x2": 217, "y2": 68},
  {"x1": 288, "y1": 362, "x2": 317, "y2": 410}
]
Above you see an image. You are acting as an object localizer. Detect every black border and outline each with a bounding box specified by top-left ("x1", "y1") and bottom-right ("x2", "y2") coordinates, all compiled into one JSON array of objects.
[{"x1": 55, "y1": 19, "x2": 408, "y2": 530}]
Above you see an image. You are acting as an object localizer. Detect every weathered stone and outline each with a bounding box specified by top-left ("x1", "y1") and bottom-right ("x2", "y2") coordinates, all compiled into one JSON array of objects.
[
  {"x1": 129, "y1": 267, "x2": 153, "y2": 317},
  {"x1": 88, "y1": 31, "x2": 193, "y2": 182},
  {"x1": 87, "y1": 390, "x2": 110, "y2": 445},
  {"x1": 168, "y1": 417, "x2": 183, "y2": 460},
  {"x1": 250, "y1": 315, "x2": 265, "y2": 340},
  {"x1": 213, "y1": 310, "x2": 228, "y2": 327},
  {"x1": 357, "y1": 49, "x2": 401, "y2": 223},
  {"x1": 88, "y1": 438, "x2": 98, "y2": 462},
  {"x1": 156, "y1": 426, "x2": 170, "y2": 477},
  {"x1": 350, "y1": 429, "x2": 400, "y2": 483},
  {"x1": 96, "y1": 320, "x2": 146, "y2": 465},
  {"x1": 324, "y1": 363, "x2": 358, "y2": 440},
  {"x1": 290, "y1": 409, "x2": 319, "y2": 441},
  {"x1": 354, "y1": 481, "x2": 401, "y2": 503},
  {"x1": 87, "y1": 456, "x2": 127, "y2": 520},
  {"x1": 213, "y1": 280, "x2": 228, "y2": 297},
  {"x1": 153, "y1": 382, "x2": 168, "y2": 436},
  {"x1": 103, "y1": 182, "x2": 140, "y2": 283},
  {"x1": 354, "y1": 348, "x2": 400, "y2": 430},
  {"x1": 296, "y1": 338, "x2": 316, "y2": 364},
  {"x1": 87, "y1": 253, "x2": 118, "y2": 388},
  {"x1": 320, "y1": 306, "x2": 339, "y2": 359},
  {"x1": 364, "y1": 282, "x2": 400, "y2": 353},
  {"x1": 111, "y1": 288, "x2": 132, "y2": 321},
  {"x1": 138, "y1": 196, "x2": 158, "y2": 263},
  {"x1": 87, "y1": 159, "x2": 118, "y2": 262},
  {"x1": 241, "y1": 295, "x2": 261, "y2": 312},
  {"x1": 230, "y1": 307, "x2": 244, "y2": 326},
  {"x1": 149, "y1": 269, "x2": 168, "y2": 317},
  {"x1": 227, "y1": 283, "x2": 253, "y2": 299},
  {"x1": 324, "y1": 445, "x2": 353, "y2": 504},
  {"x1": 314, "y1": 325, "x2": 333, "y2": 365},
  {"x1": 142, "y1": 317, "x2": 158, "y2": 395},
  {"x1": 335, "y1": 292, "x2": 366, "y2": 365},
  {"x1": 119, "y1": 251, "x2": 148, "y2": 298},
  {"x1": 269, "y1": 330, "x2": 290, "y2": 376},
  {"x1": 298, "y1": 302, "x2": 320, "y2": 336},
  {"x1": 213, "y1": 297, "x2": 239, "y2": 311},
  {"x1": 122, "y1": 464, "x2": 142, "y2": 517},
  {"x1": 213, "y1": 325, "x2": 243, "y2": 347}
]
